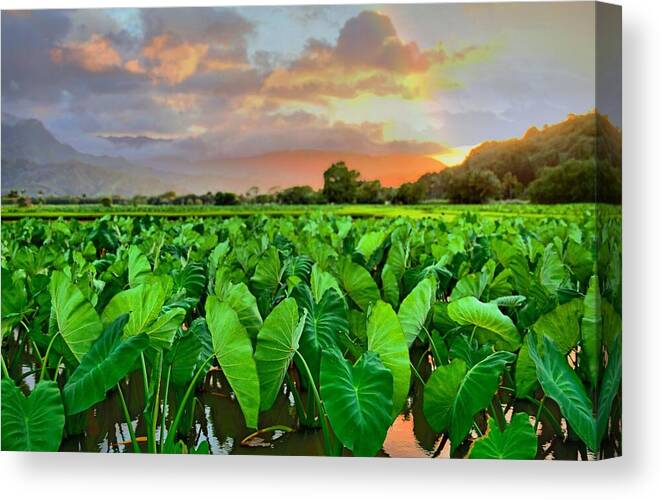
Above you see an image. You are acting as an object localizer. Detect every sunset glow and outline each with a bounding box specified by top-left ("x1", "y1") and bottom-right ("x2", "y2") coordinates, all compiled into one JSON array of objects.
[{"x1": 1, "y1": 3, "x2": 612, "y2": 191}]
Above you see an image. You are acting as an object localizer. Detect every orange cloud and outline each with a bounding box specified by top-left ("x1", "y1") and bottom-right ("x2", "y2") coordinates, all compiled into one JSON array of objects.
[
  {"x1": 50, "y1": 34, "x2": 122, "y2": 73},
  {"x1": 142, "y1": 34, "x2": 208, "y2": 85},
  {"x1": 259, "y1": 11, "x2": 453, "y2": 103}
]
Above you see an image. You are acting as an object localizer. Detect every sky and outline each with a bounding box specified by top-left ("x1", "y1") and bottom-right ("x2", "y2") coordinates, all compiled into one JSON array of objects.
[{"x1": 1, "y1": 3, "x2": 613, "y2": 177}]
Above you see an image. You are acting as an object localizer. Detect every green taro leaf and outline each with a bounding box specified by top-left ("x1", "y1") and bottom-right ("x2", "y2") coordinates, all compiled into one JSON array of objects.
[
  {"x1": 582, "y1": 275, "x2": 603, "y2": 388},
  {"x1": 102, "y1": 280, "x2": 184, "y2": 348},
  {"x1": 320, "y1": 348, "x2": 393, "y2": 456},
  {"x1": 128, "y1": 246, "x2": 151, "y2": 288},
  {"x1": 448, "y1": 296, "x2": 521, "y2": 351},
  {"x1": 168, "y1": 327, "x2": 203, "y2": 386},
  {"x1": 339, "y1": 259, "x2": 380, "y2": 311},
  {"x1": 254, "y1": 298, "x2": 305, "y2": 411},
  {"x1": 449, "y1": 351, "x2": 515, "y2": 451},
  {"x1": 355, "y1": 231, "x2": 387, "y2": 262},
  {"x1": 222, "y1": 282, "x2": 263, "y2": 339},
  {"x1": 366, "y1": 300, "x2": 411, "y2": 418},
  {"x1": 291, "y1": 284, "x2": 349, "y2": 382},
  {"x1": 1, "y1": 268, "x2": 28, "y2": 337},
  {"x1": 468, "y1": 412, "x2": 537, "y2": 459},
  {"x1": 63, "y1": 314, "x2": 149, "y2": 415},
  {"x1": 1, "y1": 379, "x2": 65, "y2": 451},
  {"x1": 398, "y1": 277, "x2": 434, "y2": 346},
  {"x1": 206, "y1": 296, "x2": 260, "y2": 429},
  {"x1": 251, "y1": 247, "x2": 283, "y2": 305},
  {"x1": 423, "y1": 358, "x2": 467, "y2": 433},
  {"x1": 516, "y1": 298, "x2": 583, "y2": 398},
  {"x1": 527, "y1": 335, "x2": 597, "y2": 451},
  {"x1": 310, "y1": 263, "x2": 342, "y2": 304},
  {"x1": 49, "y1": 270, "x2": 103, "y2": 361}
]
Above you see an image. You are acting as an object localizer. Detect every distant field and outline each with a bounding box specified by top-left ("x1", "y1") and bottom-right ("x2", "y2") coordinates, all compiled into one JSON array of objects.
[{"x1": 0, "y1": 202, "x2": 601, "y2": 220}]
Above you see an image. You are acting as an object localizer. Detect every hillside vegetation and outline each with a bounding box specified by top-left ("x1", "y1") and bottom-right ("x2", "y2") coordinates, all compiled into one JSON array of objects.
[{"x1": 419, "y1": 111, "x2": 621, "y2": 203}]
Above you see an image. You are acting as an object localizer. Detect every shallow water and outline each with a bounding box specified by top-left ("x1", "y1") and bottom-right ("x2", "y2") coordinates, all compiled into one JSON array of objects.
[{"x1": 7, "y1": 338, "x2": 618, "y2": 458}]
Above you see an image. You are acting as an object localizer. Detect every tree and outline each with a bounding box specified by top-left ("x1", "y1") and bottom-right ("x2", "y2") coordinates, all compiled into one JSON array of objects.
[
  {"x1": 446, "y1": 169, "x2": 502, "y2": 204},
  {"x1": 276, "y1": 185, "x2": 323, "y2": 205},
  {"x1": 501, "y1": 172, "x2": 523, "y2": 199},
  {"x1": 526, "y1": 159, "x2": 621, "y2": 204},
  {"x1": 100, "y1": 196, "x2": 113, "y2": 208},
  {"x1": 393, "y1": 182, "x2": 426, "y2": 204},
  {"x1": 322, "y1": 162, "x2": 360, "y2": 203},
  {"x1": 356, "y1": 180, "x2": 384, "y2": 204},
  {"x1": 214, "y1": 191, "x2": 239, "y2": 205}
]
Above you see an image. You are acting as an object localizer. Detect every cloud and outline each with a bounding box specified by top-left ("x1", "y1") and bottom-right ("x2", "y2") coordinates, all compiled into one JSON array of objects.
[
  {"x1": 141, "y1": 34, "x2": 208, "y2": 85},
  {"x1": 50, "y1": 34, "x2": 123, "y2": 73},
  {"x1": 259, "y1": 10, "x2": 463, "y2": 103},
  {"x1": 99, "y1": 135, "x2": 173, "y2": 148}
]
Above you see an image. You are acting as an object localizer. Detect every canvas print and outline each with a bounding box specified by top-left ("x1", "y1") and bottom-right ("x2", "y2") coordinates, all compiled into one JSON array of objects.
[{"x1": 0, "y1": 2, "x2": 621, "y2": 459}]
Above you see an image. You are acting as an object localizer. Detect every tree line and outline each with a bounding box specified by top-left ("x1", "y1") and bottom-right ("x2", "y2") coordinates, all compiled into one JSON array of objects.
[{"x1": 4, "y1": 157, "x2": 620, "y2": 208}]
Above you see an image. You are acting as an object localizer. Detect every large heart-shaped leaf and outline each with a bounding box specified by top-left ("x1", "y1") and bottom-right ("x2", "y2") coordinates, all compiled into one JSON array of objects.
[
  {"x1": 206, "y1": 296, "x2": 260, "y2": 429},
  {"x1": 128, "y1": 246, "x2": 151, "y2": 288},
  {"x1": 320, "y1": 347, "x2": 393, "y2": 456},
  {"x1": 527, "y1": 334, "x2": 597, "y2": 451},
  {"x1": 450, "y1": 351, "x2": 515, "y2": 451},
  {"x1": 310, "y1": 264, "x2": 342, "y2": 303},
  {"x1": 102, "y1": 279, "x2": 184, "y2": 348},
  {"x1": 254, "y1": 298, "x2": 305, "y2": 411},
  {"x1": 467, "y1": 412, "x2": 537, "y2": 459},
  {"x1": 339, "y1": 259, "x2": 380, "y2": 311},
  {"x1": 63, "y1": 314, "x2": 149, "y2": 415},
  {"x1": 251, "y1": 247, "x2": 283, "y2": 310},
  {"x1": 398, "y1": 277, "x2": 434, "y2": 346},
  {"x1": 423, "y1": 358, "x2": 467, "y2": 433},
  {"x1": 1, "y1": 268, "x2": 28, "y2": 337},
  {"x1": 291, "y1": 284, "x2": 348, "y2": 382},
  {"x1": 49, "y1": 270, "x2": 103, "y2": 361},
  {"x1": 447, "y1": 296, "x2": 521, "y2": 351},
  {"x1": 222, "y1": 282, "x2": 263, "y2": 339},
  {"x1": 366, "y1": 300, "x2": 411, "y2": 418},
  {"x1": 515, "y1": 299, "x2": 583, "y2": 397},
  {"x1": 1, "y1": 379, "x2": 65, "y2": 451},
  {"x1": 355, "y1": 231, "x2": 387, "y2": 262}
]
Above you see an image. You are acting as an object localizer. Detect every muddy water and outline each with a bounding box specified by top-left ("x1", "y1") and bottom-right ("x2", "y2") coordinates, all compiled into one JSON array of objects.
[{"x1": 9, "y1": 340, "x2": 614, "y2": 458}]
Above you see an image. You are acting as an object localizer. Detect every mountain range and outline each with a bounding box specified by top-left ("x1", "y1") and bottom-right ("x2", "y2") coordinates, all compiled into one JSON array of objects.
[{"x1": 1, "y1": 113, "x2": 447, "y2": 197}]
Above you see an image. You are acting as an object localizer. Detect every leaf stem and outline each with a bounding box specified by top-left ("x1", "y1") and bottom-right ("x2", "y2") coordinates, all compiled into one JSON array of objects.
[
  {"x1": 39, "y1": 332, "x2": 60, "y2": 381},
  {"x1": 159, "y1": 364, "x2": 172, "y2": 453},
  {"x1": 294, "y1": 350, "x2": 335, "y2": 456},
  {"x1": 116, "y1": 382, "x2": 141, "y2": 453},
  {"x1": 164, "y1": 354, "x2": 213, "y2": 449}
]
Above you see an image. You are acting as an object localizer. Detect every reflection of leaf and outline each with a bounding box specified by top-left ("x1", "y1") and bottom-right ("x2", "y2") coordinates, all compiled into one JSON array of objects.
[
  {"x1": 1, "y1": 380, "x2": 65, "y2": 451},
  {"x1": 468, "y1": 413, "x2": 537, "y2": 459},
  {"x1": 321, "y1": 348, "x2": 393, "y2": 456}
]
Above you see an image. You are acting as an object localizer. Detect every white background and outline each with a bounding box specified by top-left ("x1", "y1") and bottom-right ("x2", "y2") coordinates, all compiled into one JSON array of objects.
[{"x1": 0, "y1": 0, "x2": 658, "y2": 499}]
